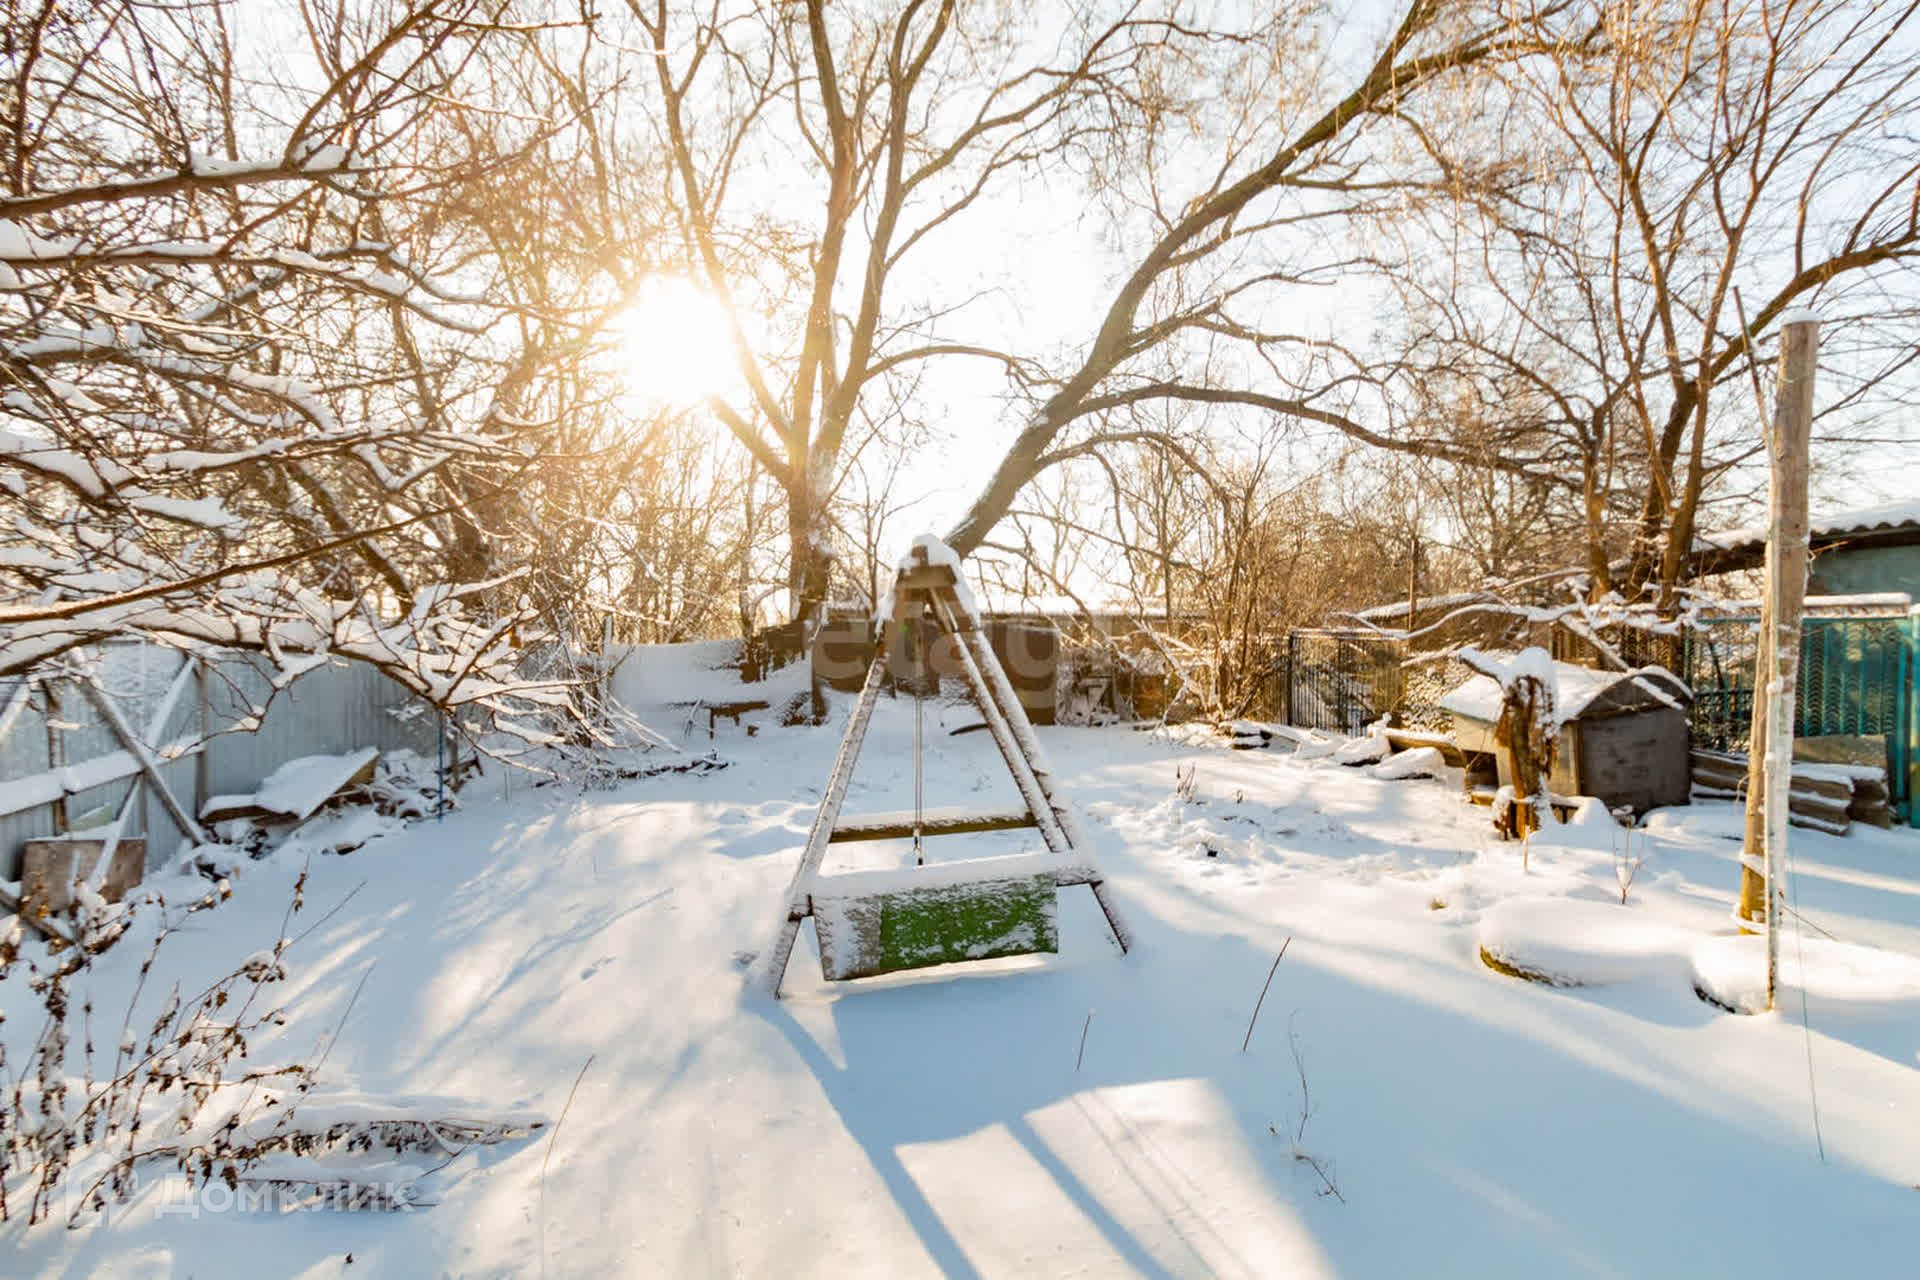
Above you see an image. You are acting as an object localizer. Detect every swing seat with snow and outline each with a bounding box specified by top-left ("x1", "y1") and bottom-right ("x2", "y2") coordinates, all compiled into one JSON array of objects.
[{"x1": 754, "y1": 537, "x2": 1131, "y2": 995}]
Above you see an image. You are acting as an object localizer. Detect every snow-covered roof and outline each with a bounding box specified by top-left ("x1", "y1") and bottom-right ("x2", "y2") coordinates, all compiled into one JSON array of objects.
[
  {"x1": 1350, "y1": 591, "x2": 1494, "y2": 622},
  {"x1": 1700, "y1": 500, "x2": 1920, "y2": 554},
  {"x1": 1695, "y1": 592, "x2": 1913, "y2": 618},
  {"x1": 1439, "y1": 657, "x2": 1690, "y2": 725}
]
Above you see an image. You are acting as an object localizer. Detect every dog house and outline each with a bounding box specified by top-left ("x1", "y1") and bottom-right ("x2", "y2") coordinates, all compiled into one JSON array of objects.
[{"x1": 1440, "y1": 660, "x2": 1694, "y2": 815}]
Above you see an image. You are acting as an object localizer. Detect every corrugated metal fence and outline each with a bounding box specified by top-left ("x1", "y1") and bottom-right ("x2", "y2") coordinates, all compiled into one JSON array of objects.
[{"x1": 1, "y1": 642, "x2": 445, "y2": 881}]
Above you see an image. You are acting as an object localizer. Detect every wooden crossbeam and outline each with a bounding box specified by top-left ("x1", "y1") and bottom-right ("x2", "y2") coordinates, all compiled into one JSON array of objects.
[
  {"x1": 76, "y1": 672, "x2": 205, "y2": 846},
  {"x1": 830, "y1": 807, "x2": 1037, "y2": 843}
]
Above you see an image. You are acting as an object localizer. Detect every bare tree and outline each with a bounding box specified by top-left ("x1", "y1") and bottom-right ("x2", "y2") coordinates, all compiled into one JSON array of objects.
[
  {"x1": 1384, "y1": 0, "x2": 1920, "y2": 610},
  {"x1": 0, "y1": 2, "x2": 634, "y2": 749},
  {"x1": 945, "y1": 1, "x2": 1590, "y2": 559},
  {"x1": 623, "y1": 0, "x2": 1215, "y2": 625}
]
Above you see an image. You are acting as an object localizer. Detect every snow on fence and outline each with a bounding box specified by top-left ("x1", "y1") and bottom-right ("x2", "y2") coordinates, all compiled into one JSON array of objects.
[{"x1": 0, "y1": 641, "x2": 446, "y2": 881}]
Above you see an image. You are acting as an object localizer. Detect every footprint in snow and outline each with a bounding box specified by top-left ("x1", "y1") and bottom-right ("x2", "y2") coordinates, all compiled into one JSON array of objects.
[{"x1": 579, "y1": 955, "x2": 615, "y2": 981}]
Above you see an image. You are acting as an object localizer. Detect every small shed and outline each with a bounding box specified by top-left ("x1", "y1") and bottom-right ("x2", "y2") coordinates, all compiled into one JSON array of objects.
[{"x1": 1440, "y1": 660, "x2": 1694, "y2": 815}]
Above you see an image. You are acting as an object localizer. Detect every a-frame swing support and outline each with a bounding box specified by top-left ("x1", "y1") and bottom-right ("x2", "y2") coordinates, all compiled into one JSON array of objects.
[{"x1": 755, "y1": 541, "x2": 1132, "y2": 996}]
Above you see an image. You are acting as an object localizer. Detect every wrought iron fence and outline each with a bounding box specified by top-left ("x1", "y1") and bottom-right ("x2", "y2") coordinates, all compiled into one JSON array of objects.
[{"x1": 1261, "y1": 630, "x2": 1473, "y2": 735}]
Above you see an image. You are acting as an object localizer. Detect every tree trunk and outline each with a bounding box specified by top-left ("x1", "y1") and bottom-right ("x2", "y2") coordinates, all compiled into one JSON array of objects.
[{"x1": 787, "y1": 491, "x2": 834, "y2": 720}]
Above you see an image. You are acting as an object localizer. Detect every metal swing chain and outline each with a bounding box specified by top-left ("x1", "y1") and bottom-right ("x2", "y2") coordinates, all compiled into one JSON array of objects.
[{"x1": 911, "y1": 611, "x2": 925, "y2": 865}]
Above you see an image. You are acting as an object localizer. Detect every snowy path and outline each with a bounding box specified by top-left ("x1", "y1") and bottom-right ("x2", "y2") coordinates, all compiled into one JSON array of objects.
[{"x1": 8, "y1": 701, "x2": 1920, "y2": 1277}]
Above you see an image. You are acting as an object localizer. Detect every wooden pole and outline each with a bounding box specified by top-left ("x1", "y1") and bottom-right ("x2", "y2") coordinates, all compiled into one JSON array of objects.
[
  {"x1": 75, "y1": 674, "x2": 206, "y2": 847},
  {"x1": 1735, "y1": 316, "x2": 1818, "y2": 1011}
]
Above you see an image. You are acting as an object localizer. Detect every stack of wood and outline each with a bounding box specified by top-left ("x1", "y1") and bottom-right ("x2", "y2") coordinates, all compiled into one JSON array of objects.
[{"x1": 1691, "y1": 747, "x2": 1892, "y2": 835}]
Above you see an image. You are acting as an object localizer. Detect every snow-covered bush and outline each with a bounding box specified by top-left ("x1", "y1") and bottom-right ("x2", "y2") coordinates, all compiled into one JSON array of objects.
[
  {"x1": 0, "y1": 4, "x2": 654, "y2": 761},
  {"x1": 1, "y1": 879, "x2": 304, "y2": 1226}
]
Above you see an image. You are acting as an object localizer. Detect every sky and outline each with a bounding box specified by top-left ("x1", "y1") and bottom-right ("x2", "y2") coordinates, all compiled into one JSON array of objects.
[{"x1": 228, "y1": 0, "x2": 1920, "y2": 595}]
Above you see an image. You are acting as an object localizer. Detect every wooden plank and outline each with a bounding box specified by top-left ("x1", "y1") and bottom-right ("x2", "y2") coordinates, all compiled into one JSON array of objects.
[
  {"x1": 1385, "y1": 727, "x2": 1466, "y2": 767},
  {"x1": 830, "y1": 807, "x2": 1037, "y2": 843},
  {"x1": 757, "y1": 644, "x2": 893, "y2": 996},
  {"x1": 21, "y1": 837, "x2": 144, "y2": 917},
  {"x1": 75, "y1": 675, "x2": 205, "y2": 845}
]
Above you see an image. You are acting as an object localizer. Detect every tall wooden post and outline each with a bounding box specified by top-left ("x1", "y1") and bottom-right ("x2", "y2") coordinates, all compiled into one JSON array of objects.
[
  {"x1": 45, "y1": 682, "x2": 68, "y2": 835},
  {"x1": 1735, "y1": 316, "x2": 1818, "y2": 1009},
  {"x1": 193, "y1": 653, "x2": 210, "y2": 819}
]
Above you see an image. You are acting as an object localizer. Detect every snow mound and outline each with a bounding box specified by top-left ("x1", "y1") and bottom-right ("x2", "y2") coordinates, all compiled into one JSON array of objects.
[
  {"x1": 1477, "y1": 898, "x2": 1696, "y2": 987},
  {"x1": 1272, "y1": 725, "x2": 1339, "y2": 759},
  {"x1": 1690, "y1": 935, "x2": 1920, "y2": 1016},
  {"x1": 1641, "y1": 803, "x2": 1746, "y2": 842},
  {"x1": 1372, "y1": 746, "x2": 1443, "y2": 780},
  {"x1": 1332, "y1": 723, "x2": 1390, "y2": 766}
]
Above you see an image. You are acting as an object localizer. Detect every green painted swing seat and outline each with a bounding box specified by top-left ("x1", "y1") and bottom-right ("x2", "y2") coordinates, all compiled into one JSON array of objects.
[{"x1": 810, "y1": 854, "x2": 1062, "y2": 981}]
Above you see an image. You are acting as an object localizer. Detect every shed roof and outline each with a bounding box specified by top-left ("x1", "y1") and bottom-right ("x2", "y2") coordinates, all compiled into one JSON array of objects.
[
  {"x1": 1439, "y1": 657, "x2": 1691, "y2": 726},
  {"x1": 1697, "y1": 498, "x2": 1920, "y2": 560}
]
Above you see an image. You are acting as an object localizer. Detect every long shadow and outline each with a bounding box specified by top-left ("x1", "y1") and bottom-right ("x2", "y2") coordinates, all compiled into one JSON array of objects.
[
  {"x1": 762, "y1": 997, "x2": 985, "y2": 1280},
  {"x1": 748, "y1": 867, "x2": 1912, "y2": 1280}
]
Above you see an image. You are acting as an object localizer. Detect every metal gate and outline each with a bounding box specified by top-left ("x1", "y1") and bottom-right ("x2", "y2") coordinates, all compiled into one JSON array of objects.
[{"x1": 1281, "y1": 630, "x2": 1406, "y2": 735}]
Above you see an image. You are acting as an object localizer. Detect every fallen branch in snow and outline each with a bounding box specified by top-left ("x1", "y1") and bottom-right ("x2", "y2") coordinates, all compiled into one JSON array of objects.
[
  {"x1": 1241, "y1": 938, "x2": 1293, "y2": 1053},
  {"x1": 232, "y1": 1094, "x2": 545, "y2": 1169},
  {"x1": 229, "y1": 1159, "x2": 425, "y2": 1213},
  {"x1": 1285, "y1": 1015, "x2": 1344, "y2": 1204}
]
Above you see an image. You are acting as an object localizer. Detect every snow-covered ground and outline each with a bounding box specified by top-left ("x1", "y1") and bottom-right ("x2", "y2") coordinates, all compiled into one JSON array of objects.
[{"x1": 7, "y1": 691, "x2": 1919, "y2": 1278}]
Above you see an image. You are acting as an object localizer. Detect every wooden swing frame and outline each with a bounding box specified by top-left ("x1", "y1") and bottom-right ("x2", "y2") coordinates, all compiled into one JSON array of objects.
[{"x1": 754, "y1": 542, "x2": 1132, "y2": 996}]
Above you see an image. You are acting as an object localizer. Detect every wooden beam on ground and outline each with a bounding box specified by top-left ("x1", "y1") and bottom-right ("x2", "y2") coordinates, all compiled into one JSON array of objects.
[{"x1": 1384, "y1": 727, "x2": 1467, "y2": 766}]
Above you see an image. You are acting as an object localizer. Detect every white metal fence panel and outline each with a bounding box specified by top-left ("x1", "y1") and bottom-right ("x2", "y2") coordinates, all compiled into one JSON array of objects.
[{"x1": 0, "y1": 643, "x2": 444, "y2": 881}]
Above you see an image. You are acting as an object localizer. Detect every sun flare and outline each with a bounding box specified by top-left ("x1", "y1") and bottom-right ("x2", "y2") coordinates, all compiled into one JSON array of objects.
[{"x1": 609, "y1": 276, "x2": 738, "y2": 410}]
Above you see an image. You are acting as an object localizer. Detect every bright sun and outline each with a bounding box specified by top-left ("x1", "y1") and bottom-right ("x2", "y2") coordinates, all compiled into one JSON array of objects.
[{"x1": 609, "y1": 276, "x2": 738, "y2": 410}]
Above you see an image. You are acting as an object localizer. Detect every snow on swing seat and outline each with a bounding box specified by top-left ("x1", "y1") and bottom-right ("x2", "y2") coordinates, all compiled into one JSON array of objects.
[{"x1": 810, "y1": 853, "x2": 1063, "y2": 981}]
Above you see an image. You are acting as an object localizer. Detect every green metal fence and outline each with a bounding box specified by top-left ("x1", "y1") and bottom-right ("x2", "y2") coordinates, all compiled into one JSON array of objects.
[{"x1": 1684, "y1": 612, "x2": 1918, "y2": 826}]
